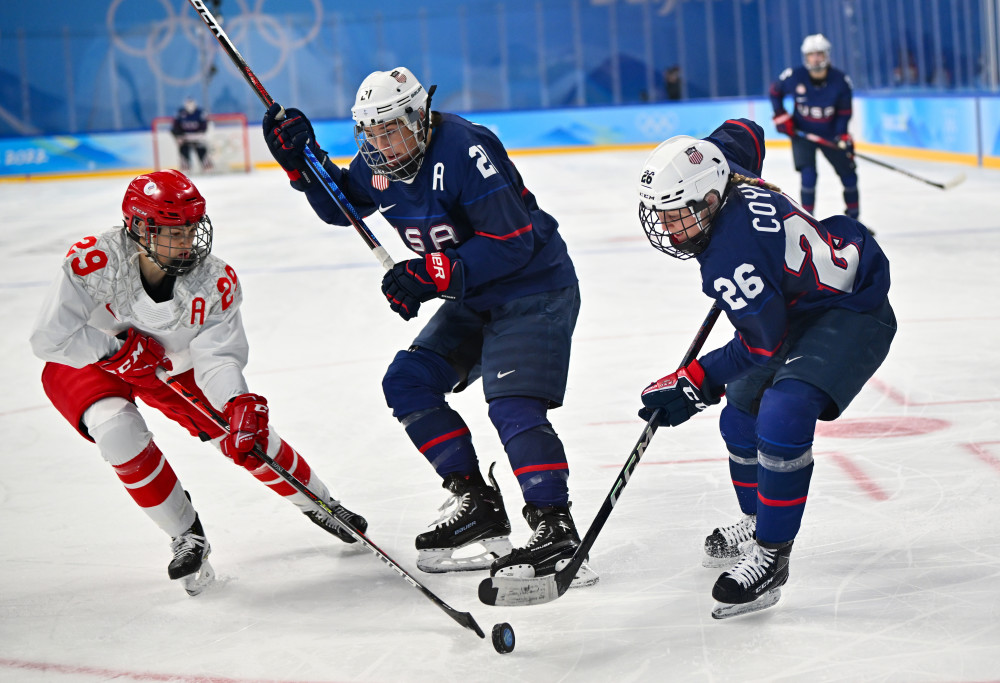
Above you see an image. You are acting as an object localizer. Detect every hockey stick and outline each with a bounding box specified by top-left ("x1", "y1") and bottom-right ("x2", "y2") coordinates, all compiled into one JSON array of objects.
[
  {"x1": 478, "y1": 303, "x2": 724, "y2": 607},
  {"x1": 186, "y1": 0, "x2": 395, "y2": 271},
  {"x1": 156, "y1": 369, "x2": 486, "y2": 639},
  {"x1": 796, "y1": 130, "x2": 966, "y2": 190}
]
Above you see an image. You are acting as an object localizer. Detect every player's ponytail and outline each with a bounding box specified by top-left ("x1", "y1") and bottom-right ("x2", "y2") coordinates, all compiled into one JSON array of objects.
[{"x1": 730, "y1": 173, "x2": 782, "y2": 193}]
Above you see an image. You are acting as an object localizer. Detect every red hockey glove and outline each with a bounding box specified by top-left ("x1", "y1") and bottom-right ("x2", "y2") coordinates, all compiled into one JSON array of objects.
[
  {"x1": 380, "y1": 252, "x2": 464, "y2": 321},
  {"x1": 639, "y1": 359, "x2": 722, "y2": 427},
  {"x1": 221, "y1": 393, "x2": 269, "y2": 470},
  {"x1": 773, "y1": 112, "x2": 795, "y2": 137},
  {"x1": 97, "y1": 328, "x2": 173, "y2": 389}
]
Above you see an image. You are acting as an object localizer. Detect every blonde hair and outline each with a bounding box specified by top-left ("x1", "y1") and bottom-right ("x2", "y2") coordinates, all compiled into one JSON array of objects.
[{"x1": 730, "y1": 172, "x2": 782, "y2": 193}]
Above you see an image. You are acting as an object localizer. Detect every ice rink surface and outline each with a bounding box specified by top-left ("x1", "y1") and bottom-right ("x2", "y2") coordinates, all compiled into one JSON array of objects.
[{"x1": 1, "y1": 143, "x2": 998, "y2": 683}]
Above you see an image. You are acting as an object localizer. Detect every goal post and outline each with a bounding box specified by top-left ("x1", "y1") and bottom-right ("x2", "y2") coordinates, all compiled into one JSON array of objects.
[{"x1": 152, "y1": 112, "x2": 251, "y2": 173}]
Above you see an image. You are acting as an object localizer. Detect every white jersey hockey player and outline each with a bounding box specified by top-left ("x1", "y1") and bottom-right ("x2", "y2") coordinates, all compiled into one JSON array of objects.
[{"x1": 30, "y1": 169, "x2": 367, "y2": 595}]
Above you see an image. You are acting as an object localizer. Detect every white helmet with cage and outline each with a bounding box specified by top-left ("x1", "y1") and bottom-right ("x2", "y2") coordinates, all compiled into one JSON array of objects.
[
  {"x1": 351, "y1": 67, "x2": 432, "y2": 182},
  {"x1": 801, "y1": 33, "x2": 831, "y2": 72},
  {"x1": 636, "y1": 135, "x2": 730, "y2": 259}
]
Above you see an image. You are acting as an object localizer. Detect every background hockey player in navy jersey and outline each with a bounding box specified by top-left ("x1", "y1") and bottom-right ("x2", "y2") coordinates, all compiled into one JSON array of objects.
[
  {"x1": 171, "y1": 97, "x2": 213, "y2": 172},
  {"x1": 262, "y1": 67, "x2": 597, "y2": 588},
  {"x1": 770, "y1": 34, "x2": 858, "y2": 218},
  {"x1": 635, "y1": 118, "x2": 895, "y2": 618},
  {"x1": 30, "y1": 170, "x2": 366, "y2": 596}
]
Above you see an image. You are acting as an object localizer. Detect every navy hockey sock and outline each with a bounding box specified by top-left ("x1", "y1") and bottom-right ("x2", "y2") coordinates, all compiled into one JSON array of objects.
[
  {"x1": 489, "y1": 397, "x2": 569, "y2": 507},
  {"x1": 720, "y1": 403, "x2": 759, "y2": 514},
  {"x1": 401, "y1": 406, "x2": 478, "y2": 477},
  {"x1": 755, "y1": 379, "x2": 828, "y2": 543}
]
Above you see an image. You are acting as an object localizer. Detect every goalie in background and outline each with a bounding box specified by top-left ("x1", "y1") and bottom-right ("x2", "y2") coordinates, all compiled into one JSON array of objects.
[
  {"x1": 29, "y1": 170, "x2": 367, "y2": 596},
  {"x1": 635, "y1": 119, "x2": 895, "y2": 618},
  {"x1": 171, "y1": 97, "x2": 213, "y2": 172}
]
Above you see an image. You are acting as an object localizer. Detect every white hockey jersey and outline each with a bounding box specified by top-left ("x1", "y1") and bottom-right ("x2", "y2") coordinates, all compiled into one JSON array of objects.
[{"x1": 30, "y1": 227, "x2": 250, "y2": 409}]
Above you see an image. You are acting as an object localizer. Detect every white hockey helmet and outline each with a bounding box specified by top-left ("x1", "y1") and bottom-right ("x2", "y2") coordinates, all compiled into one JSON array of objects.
[
  {"x1": 351, "y1": 67, "x2": 432, "y2": 182},
  {"x1": 801, "y1": 33, "x2": 831, "y2": 72},
  {"x1": 637, "y1": 135, "x2": 730, "y2": 259}
]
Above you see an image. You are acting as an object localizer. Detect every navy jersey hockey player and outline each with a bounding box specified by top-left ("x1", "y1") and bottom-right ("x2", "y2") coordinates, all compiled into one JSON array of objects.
[
  {"x1": 262, "y1": 67, "x2": 597, "y2": 588},
  {"x1": 770, "y1": 34, "x2": 858, "y2": 218},
  {"x1": 635, "y1": 118, "x2": 895, "y2": 618},
  {"x1": 171, "y1": 97, "x2": 213, "y2": 172}
]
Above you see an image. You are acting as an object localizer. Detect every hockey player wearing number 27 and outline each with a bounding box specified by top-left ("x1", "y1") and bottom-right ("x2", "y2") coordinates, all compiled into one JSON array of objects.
[
  {"x1": 262, "y1": 67, "x2": 598, "y2": 589},
  {"x1": 635, "y1": 119, "x2": 896, "y2": 618},
  {"x1": 29, "y1": 170, "x2": 367, "y2": 596}
]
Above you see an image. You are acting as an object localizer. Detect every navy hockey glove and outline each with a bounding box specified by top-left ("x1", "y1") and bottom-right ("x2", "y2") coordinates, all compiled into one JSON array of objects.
[
  {"x1": 836, "y1": 133, "x2": 855, "y2": 158},
  {"x1": 772, "y1": 112, "x2": 795, "y2": 137},
  {"x1": 639, "y1": 359, "x2": 721, "y2": 427},
  {"x1": 262, "y1": 103, "x2": 326, "y2": 190},
  {"x1": 221, "y1": 393, "x2": 269, "y2": 470},
  {"x1": 381, "y1": 252, "x2": 465, "y2": 321},
  {"x1": 98, "y1": 328, "x2": 173, "y2": 389}
]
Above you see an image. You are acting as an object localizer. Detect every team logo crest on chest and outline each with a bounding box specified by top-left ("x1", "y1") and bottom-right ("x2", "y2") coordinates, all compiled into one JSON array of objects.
[{"x1": 372, "y1": 174, "x2": 390, "y2": 191}]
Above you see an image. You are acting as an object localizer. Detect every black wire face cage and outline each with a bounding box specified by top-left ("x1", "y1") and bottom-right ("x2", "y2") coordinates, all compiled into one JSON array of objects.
[
  {"x1": 353, "y1": 112, "x2": 428, "y2": 182},
  {"x1": 638, "y1": 199, "x2": 715, "y2": 260},
  {"x1": 128, "y1": 216, "x2": 213, "y2": 276}
]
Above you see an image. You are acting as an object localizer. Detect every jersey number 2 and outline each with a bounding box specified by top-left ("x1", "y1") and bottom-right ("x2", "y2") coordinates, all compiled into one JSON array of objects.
[{"x1": 469, "y1": 145, "x2": 497, "y2": 179}]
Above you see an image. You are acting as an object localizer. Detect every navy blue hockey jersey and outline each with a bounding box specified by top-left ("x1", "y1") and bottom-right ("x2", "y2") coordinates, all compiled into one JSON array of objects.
[
  {"x1": 694, "y1": 119, "x2": 890, "y2": 387},
  {"x1": 769, "y1": 66, "x2": 853, "y2": 138},
  {"x1": 305, "y1": 112, "x2": 577, "y2": 312},
  {"x1": 172, "y1": 108, "x2": 208, "y2": 136}
]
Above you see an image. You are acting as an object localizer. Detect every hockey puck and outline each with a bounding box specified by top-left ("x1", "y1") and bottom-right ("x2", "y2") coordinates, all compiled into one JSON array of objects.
[{"x1": 491, "y1": 622, "x2": 515, "y2": 654}]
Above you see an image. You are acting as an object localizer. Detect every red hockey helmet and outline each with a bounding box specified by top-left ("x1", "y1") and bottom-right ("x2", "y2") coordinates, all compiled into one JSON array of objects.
[{"x1": 122, "y1": 169, "x2": 212, "y2": 275}]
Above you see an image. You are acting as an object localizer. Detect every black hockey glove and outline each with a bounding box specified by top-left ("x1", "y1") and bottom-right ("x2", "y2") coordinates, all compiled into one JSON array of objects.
[
  {"x1": 262, "y1": 102, "x2": 327, "y2": 190},
  {"x1": 639, "y1": 359, "x2": 722, "y2": 427},
  {"x1": 381, "y1": 252, "x2": 464, "y2": 321}
]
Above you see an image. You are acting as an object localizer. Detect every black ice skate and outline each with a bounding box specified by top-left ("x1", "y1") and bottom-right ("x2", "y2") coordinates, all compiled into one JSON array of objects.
[
  {"x1": 305, "y1": 499, "x2": 369, "y2": 544},
  {"x1": 490, "y1": 503, "x2": 599, "y2": 589},
  {"x1": 168, "y1": 513, "x2": 214, "y2": 596},
  {"x1": 703, "y1": 513, "x2": 756, "y2": 568},
  {"x1": 415, "y1": 463, "x2": 513, "y2": 573},
  {"x1": 710, "y1": 539, "x2": 792, "y2": 619}
]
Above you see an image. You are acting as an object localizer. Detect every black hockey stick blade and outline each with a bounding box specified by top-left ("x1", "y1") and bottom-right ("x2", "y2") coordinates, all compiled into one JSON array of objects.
[{"x1": 479, "y1": 304, "x2": 723, "y2": 607}]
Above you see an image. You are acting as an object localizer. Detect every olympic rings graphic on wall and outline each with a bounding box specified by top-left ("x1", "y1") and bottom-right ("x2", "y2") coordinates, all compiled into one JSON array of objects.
[{"x1": 106, "y1": 0, "x2": 323, "y2": 88}]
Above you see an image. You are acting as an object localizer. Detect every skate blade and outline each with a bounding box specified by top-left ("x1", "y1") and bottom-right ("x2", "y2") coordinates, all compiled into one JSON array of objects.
[
  {"x1": 494, "y1": 559, "x2": 600, "y2": 589},
  {"x1": 179, "y1": 560, "x2": 216, "y2": 596},
  {"x1": 417, "y1": 537, "x2": 513, "y2": 573},
  {"x1": 711, "y1": 587, "x2": 781, "y2": 620}
]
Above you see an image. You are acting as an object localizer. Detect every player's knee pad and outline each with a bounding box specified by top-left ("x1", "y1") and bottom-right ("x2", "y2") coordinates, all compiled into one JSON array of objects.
[
  {"x1": 756, "y1": 379, "x2": 829, "y2": 464},
  {"x1": 382, "y1": 347, "x2": 461, "y2": 418},
  {"x1": 800, "y1": 166, "x2": 818, "y2": 190},
  {"x1": 487, "y1": 396, "x2": 550, "y2": 446},
  {"x1": 83, "y1": 397, "x2": 153, "y2": 466}
]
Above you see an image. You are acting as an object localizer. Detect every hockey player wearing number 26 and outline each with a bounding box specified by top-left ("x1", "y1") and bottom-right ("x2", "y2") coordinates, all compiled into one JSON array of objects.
[
  {"x1": 635, "y1": 119, "x2": 895, "y2": 618},
  {"x1": 29, "y1": 170, "x2": 367, "y2": 596},
  {"x1": 262, "y1": 67, "x2": 598, "y2": 588}
]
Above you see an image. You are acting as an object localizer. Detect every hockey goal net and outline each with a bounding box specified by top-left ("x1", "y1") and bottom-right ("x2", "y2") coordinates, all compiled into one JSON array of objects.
[{"x1": 152, "y1": 112, "x2": 251, "y2": 173}]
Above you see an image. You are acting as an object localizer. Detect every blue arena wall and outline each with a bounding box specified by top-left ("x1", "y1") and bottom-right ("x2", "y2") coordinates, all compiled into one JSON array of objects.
[{"x1": 2, "y1": 95, "x2": 999, "y2": 180}]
